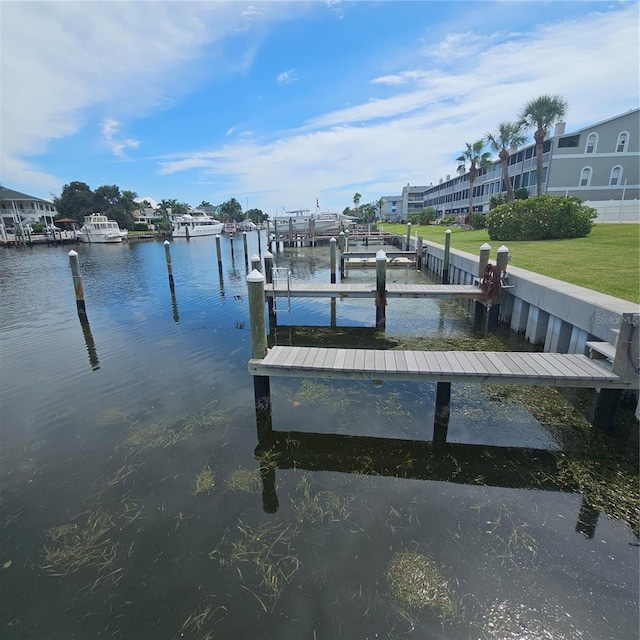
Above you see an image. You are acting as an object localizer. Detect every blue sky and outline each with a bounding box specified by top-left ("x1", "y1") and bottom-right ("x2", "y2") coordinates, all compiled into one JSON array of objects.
[{"x1": 2, "y1": 1, "x2": 638, "y2": 215}]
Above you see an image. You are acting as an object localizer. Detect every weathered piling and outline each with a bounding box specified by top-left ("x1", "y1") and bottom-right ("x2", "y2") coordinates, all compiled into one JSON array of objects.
[
  {"x1": 68, "y1": 250, "x2": 87, "y2": 321},
  {"x1": 243, "y1": 232, "x2": 249, "y2": 271},
  {"x1": 215, "y1": 234, "x2": 223, "y2": 276},
  {"x1": 264, "y1": 251, "x2": 274, "y2": 284},
  {"x1": 475, "y1": 242, "x2": 492, "y2": 321},
  {"x1": 488, "y1": 245, "x2": 509, "y2": 328},
  {"x1": 247, "y1": 269, "x2": 271, "y2": 433},
  {"x1": 442, "y1": 229, "x2": 451, "y2": 284},
  {"x1": 405, "y1": 222, "x2": 412, "y2": 251},
  {"x1": 416, "y1": 236, "x2": 423, "y2": 271},
  {"x1": 251, "y1": 253, "x2": 262, "y2": 273},
  {"x1": 288, "y1": 218, "x2": 294, "y2": 248},
  {"x1": 338, "y1": 231, "x2": 345, "y2": 253},
  {"x1": 330, "y1": 237, "x2": 337, "y2": 284},
  {"x1": 230, "y1": 234, "x2": 235, "y2": 261},
  {"x1": 163, "y1": 240, "x2": 175, "y2": 290},
  {"x1": 375, "y1": 250, "x2": 387, "y2": 329},
  {"x1": 257, "y1": 227, "x2": 262, "y2": 255}
]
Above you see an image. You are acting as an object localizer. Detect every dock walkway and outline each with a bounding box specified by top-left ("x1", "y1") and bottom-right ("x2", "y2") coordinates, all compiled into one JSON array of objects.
[
  {"x1": 249, "y1": 345, "x2": 628, "y2": 389},
  {"x1": 265, "y1": 283, "x2": 484, "y2": 300}
]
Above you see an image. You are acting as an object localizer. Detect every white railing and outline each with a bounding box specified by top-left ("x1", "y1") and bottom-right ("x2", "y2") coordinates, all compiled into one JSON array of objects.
[{"x1": 585, "y1": 200, "x2": 640, "y2": 224}]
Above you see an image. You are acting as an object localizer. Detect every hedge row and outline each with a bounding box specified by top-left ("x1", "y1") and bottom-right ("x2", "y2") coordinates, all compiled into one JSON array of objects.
[{"x1": 486, "y1": 196, "x2": 596, "y2": 241}]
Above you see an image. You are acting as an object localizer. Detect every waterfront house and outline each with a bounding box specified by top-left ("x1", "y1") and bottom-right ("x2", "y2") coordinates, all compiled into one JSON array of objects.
[{"x1": 0, "y1": 187, "x2": 59, "y2": 231}]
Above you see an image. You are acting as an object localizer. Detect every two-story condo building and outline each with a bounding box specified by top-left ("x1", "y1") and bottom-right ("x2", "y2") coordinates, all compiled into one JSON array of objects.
[
  {"x1": 0, "y1": 187, "x2": 59, "y2": 231},
  {"x1": 401, "y1": 108, "x2": 639, "y2": 221}
]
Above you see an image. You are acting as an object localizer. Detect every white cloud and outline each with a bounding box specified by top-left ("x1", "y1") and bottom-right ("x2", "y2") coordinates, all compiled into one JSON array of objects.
[
  {"x1": 101, "y1": 118, "x2": 140, "y2": 158},
  {"x1": 276, "y1": 69, "x2": 298, "y2": 84}
]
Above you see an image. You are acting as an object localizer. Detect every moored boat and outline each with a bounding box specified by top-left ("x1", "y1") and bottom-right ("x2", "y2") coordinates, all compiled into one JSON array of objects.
[
  {"x1": 272, "y1": 211, "x2": 355, "y2": 235},
  {"x1": 172, "y1": 214, "x2": 224, "y2": 238},
  {"x1": 77, "y1": 214, "x2": 127, "y2": 243}
]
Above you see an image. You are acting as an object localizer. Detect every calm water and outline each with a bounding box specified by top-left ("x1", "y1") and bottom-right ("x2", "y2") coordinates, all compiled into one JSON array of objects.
[{"x1": 1, "y1": 234, "x2": 637, "y2": 640}]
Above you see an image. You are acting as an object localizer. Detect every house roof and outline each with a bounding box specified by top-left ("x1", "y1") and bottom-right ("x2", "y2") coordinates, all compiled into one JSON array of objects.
[{"x1": 0, "y1": 186, "x2": 54, "y2": 204}]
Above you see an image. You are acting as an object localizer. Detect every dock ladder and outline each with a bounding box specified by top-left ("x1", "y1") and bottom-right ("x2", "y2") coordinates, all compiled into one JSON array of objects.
[{"x1": 271, "y1": 267, "x2": 292, "y2": 313}]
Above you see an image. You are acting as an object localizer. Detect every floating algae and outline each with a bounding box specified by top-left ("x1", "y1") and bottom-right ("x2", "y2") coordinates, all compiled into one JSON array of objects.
[
  {"x1": 124, "y1": 401, "x2": 230, "y2": 450},
  {"x1": 478, "y1": 599, "x2": 583, "y2": 640},
  {"x1": 292, "y1": 473, "x2": 352, "y2": 524},
  {"x1": 386, "y1": 550, "x2": 456, "y2": 618},
  {"x1": 211, "y1": 520, "x2": 300, "y2": 606},
  {"x1": 94, "y1": 406, "x2": 132, "y2": 426},
  {"x1": 194, "y1": 466, "x2": 216, "y2": 494},
  {"x1": 42, "y1": 509, "x2": 118, "y2": 576},
  {"x1": 225, "y1": 469, "x2": 262, "y2": 494}
]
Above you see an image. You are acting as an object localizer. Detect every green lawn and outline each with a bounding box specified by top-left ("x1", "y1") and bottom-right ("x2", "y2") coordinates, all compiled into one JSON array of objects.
[{"x1": 376, "y1": 223, "x2": 640, "y2": 304}]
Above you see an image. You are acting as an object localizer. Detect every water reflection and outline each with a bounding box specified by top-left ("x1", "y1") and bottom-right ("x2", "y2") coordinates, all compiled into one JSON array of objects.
[{"x1": 78, "y1": 315, "x2": 100, "y2": 370}]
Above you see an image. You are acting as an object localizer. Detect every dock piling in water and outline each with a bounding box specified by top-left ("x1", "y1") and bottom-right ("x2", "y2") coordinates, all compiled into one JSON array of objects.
[
  {"x1": 330, "y1": 237, "x2": 337, "y2": 284},
  {"x1": 442, "y1": 229, "x2": 451, "y2": 284},
  {"x1": 163, "y1": 240, "x2": 174, "y2": 290},
  {"x1": 375, "y1": 250, "x2": 387, "y2": 328},
  {"x1": 68, "y1": 250, "x2": 87, "y2": 321}
]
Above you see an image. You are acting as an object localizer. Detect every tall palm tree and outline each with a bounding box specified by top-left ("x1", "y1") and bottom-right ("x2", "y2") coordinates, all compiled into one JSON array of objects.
[
  {"x1": 519, "y1": 94, "x2": 568, "y2": 196},
  {"x1": 485, "y1": 122, "x2": 528, "y2": 202},
  {"x1": 376, "y1": 197, "x2": 385, "y2": 221},
  {"x1": 353, "y1": 192, "x2": 361, "y2": 217},
  {"x1": 456, "y1": 141, "x2": 492, "y2": 219}
]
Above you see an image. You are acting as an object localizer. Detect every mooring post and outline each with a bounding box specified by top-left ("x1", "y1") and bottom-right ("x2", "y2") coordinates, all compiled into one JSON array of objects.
[
  {"x1": 163, "y1": 240, "x2": 175, "y2": 290},
  {"x1": 251, "y1": 253, "x2": 261, "y2": 273},
  {"x1": 230, "y1": 233, "x2": 235, "y2": 261},
  {"x1": 330, "y1": 237, "x2": 337, "y2": 284},
  {"x1": 68, "y1": 250, "x2": 88, "y2": 322},
  {"x1": 416, "y1": 236, "x2": 423, "y2": 271},
  {"x1": 475, "y1": 242, "x2": 492, "y2": 321},
  {"x1": 274, "y1": 220, "x2": 280, "y2": 252},
  {"x1": 405, "y1": 222, "x2": 412, "y2": 251},
  {"x1": 488, "y1": 245, "x2": 509, "y2": 328},
  {"x1": 243, "y1": 232, "x2": 249, "y2": 271},
  {"x1": 375, "y1": 250, "x2": 387, "y2": 329},
  {"x1": 257, "y1": 226, "x2": 262, "y2": 255},
  {"x1": 215, "y1": 234, "x2": 223, "y2": 276},
  {"x1": 263, "y1": 251, "x2": 275, "y2": 326},
  {"x1": 344, "y1": 229, "x2": 349, "y2": 253},
  {"x1": 442, "y1": 229, "x2": 451, "y2": 284},
  {"x1": 309, "y1": 217, "x2": 315, "y2": 248},
  {"x1": 247, "y1": 268, "x2": 271, "y2": 412},
  {"x1": 339, "y1": 230, "x2": 345, "y2": 253},
  {"x1": 288, "y1": 218, "x2": 294, "y2": 248}
]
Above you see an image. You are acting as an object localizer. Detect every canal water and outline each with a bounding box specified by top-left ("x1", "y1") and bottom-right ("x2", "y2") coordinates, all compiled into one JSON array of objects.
[{"x1": 1, "y1": 234, "x2": 637, "y2": 640}]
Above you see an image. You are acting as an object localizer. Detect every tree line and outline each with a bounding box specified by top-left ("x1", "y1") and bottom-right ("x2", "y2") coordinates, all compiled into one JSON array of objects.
[{"x1": 53, "y1": 183, "x2": 269, "y2": 230}]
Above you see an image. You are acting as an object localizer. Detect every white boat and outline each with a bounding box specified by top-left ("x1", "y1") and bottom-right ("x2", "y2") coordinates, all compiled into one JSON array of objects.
[
  {"x1": 77, "y1": 214, "x2": 127, "y2": 243},
  {"x1": 172, "y1": 214, "x2": 224, "y2": 238},
  {"x1": 272, "y1": 211, "x2": 354, "y2": 235}
]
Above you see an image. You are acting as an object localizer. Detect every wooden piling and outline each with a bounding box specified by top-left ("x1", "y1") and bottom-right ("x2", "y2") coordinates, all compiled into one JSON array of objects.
[
  {"x1": 264, "y1": 252, "x2": 274, "y2": 284},
  {"x1": 475, "y1": 242, "x2": 492, "y2": 321},
  {"x1": 405, "y1": 222, "x2": 412, "y2": 251},
  {"x1": 488, "y1": 245, "x2": 509, "y2": 328},
  {"x1": 442, "y1": 229, "x2": 451, "y2": 284},
  {"x1": 247, "y1": 269, "x2": 271, "y2": 431},
  {"x1": 330, "y1": 237, "x2": 337, "y2": 284},
  {"x1": 230, "y1": 234, "x2": 235, "y2": 261},
  {"x1": 339, "y1": 231, "x2": 345, "y2": 253},
  {"x1": 375, "y1": 250, "x2": 387, "y2": 329},
  {"x1": 243, "y1": 232, "x2": 249, "y2": 271},
  {"x1": 288, "y1": 218, "x2": 293, "y2": 248},
  {"x1": 215, "y1": 234, "x2": 223, "y2": 276},
  {"x1": 163, "y1": 240, "x2": 174, "y2": 289},
  {"x1": 68, "y1": 250, "x2": 87, "y2": 321},
  {"x1": 251, "y1": 253, "x2": 262, "y2": 273},
  {"x1": 416, "y1": 236, "x2": 423, "y2": 270},
  {"x1": 257, "y1": 226, "x2": 262, "y2": 255}
]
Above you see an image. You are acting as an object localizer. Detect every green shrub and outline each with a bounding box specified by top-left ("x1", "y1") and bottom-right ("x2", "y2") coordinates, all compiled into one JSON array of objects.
[
  {"x1": 487, "y1": 196, "x2": 596, "y2": 241},
  {"x1": 133, "y1": 223, "x2": 150, "y2": 231},
  {"x1": 469, "y1": 213, "x2": 487, "y2": 230}
]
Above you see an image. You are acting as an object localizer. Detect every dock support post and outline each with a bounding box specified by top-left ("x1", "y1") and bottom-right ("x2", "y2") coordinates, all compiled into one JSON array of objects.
[
  {"x1": 330, "y1": 237, "x2": 337, "y2": 284},
  {"x1": 274, "y1": 220, "x2": 280, "y2": 252},
  {"x1": 433, "y1": 381, "x2": 451, "y2": 448},
  {"x1": 338, "y1": 231, "x2": 345, "y2": 253},
  {"x1": 243, "y1": 232, "x2": 249, "y2": 272},
  {"x1": 416, "y1": 236, "x2": 423, "y2": 271},
  {"x1": 247, "y1": 269, "x2": 271, "y2": 431},
  {"x1": 264, "y1": 251, "x2": 275, "y2": 326},
  {"x1": 344, "y1": 230, "x2": 349, "y2": 254},
  {"x1": 475, "y1": 241, "x2": 491, "y2": 320},
  {"x1": 257, "y1": 226, "x2": 262, "y2": 255},
  {"x1": 405, "y1": 222, "x2": 412, "y2": 251},
  {"x1": 375, "y1": 250, "x2": 387, "y2": 329},
  {"x1": 251, "y1": 253, "x2": 261, "y2": 273},
  {"x1": 215, "y1": 234, "x2": 223, "y2": 277},
  {"x1": 68, "y1": 250, "x2": 88, "y2": 322},
  {"x1": 230, "y1": 234, "x2": 236, "y2": 262},
  {"x1": 488, "y1": 245, "x2": 509, "y2": 328},
  {"x1": 442, "y1": 229, "x2": 451, "y2": 284},
  {"x1": 163, "y1": 240, "x2": 175, "y2": 291},
  {"x1": 288, "y1": 218, "x2": 294, "y2": 248}
]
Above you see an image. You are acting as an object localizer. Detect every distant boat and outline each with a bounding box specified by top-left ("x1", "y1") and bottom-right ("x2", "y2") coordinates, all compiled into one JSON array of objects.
[
  {"x1": 77, "y1": 214, "x2": 128, "y2": 244},
  {"x1": 172, "y1": 214, "x2": 224, "y2": 238},
  {"x1": 272, "y1": 211, "x2": 355, "y2": 235}
]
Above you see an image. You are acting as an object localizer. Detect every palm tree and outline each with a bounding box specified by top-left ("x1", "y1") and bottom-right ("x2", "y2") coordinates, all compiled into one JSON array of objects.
[
  {"x1": 456, "y1": 141, "x2": 492, "y2": 219},
  {"x1": 485, "y1": 122, "x2": 528, "y2": 202},
  {"x1": 353, "y1": 192, "x2": 361, "y2": 217},
  {"x1": 519, "y1": 94, "x2": 568, "y2": 196},
  {"x1": 376, "y1": 197, "x2": 385, "y2": 221}
]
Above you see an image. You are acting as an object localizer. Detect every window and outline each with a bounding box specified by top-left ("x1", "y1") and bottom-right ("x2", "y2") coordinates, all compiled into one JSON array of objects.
[
  {"x1": 616, "y1": 132, "x2": 629, "y2": 152},
  {"x1": 579, "y1": 167, "x2": 592, "y2": 187},
  {"x1": 585, "y1": 133, "x2": 598, "y2": 154},
  {"x1": 558, "y1": 134, "x2": 580, "y2": 148},
  {"x1": 610, "y1": 166, "x2": 623, "y2": 186}
]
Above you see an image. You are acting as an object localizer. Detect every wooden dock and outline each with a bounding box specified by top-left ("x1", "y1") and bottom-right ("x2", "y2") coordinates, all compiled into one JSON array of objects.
[
  {"x1": 265, "y1": 282, "x2": 484, "y2": 300},
  {"x1": 249, "y1": 345, "x2": 629, "y2": 389}
]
